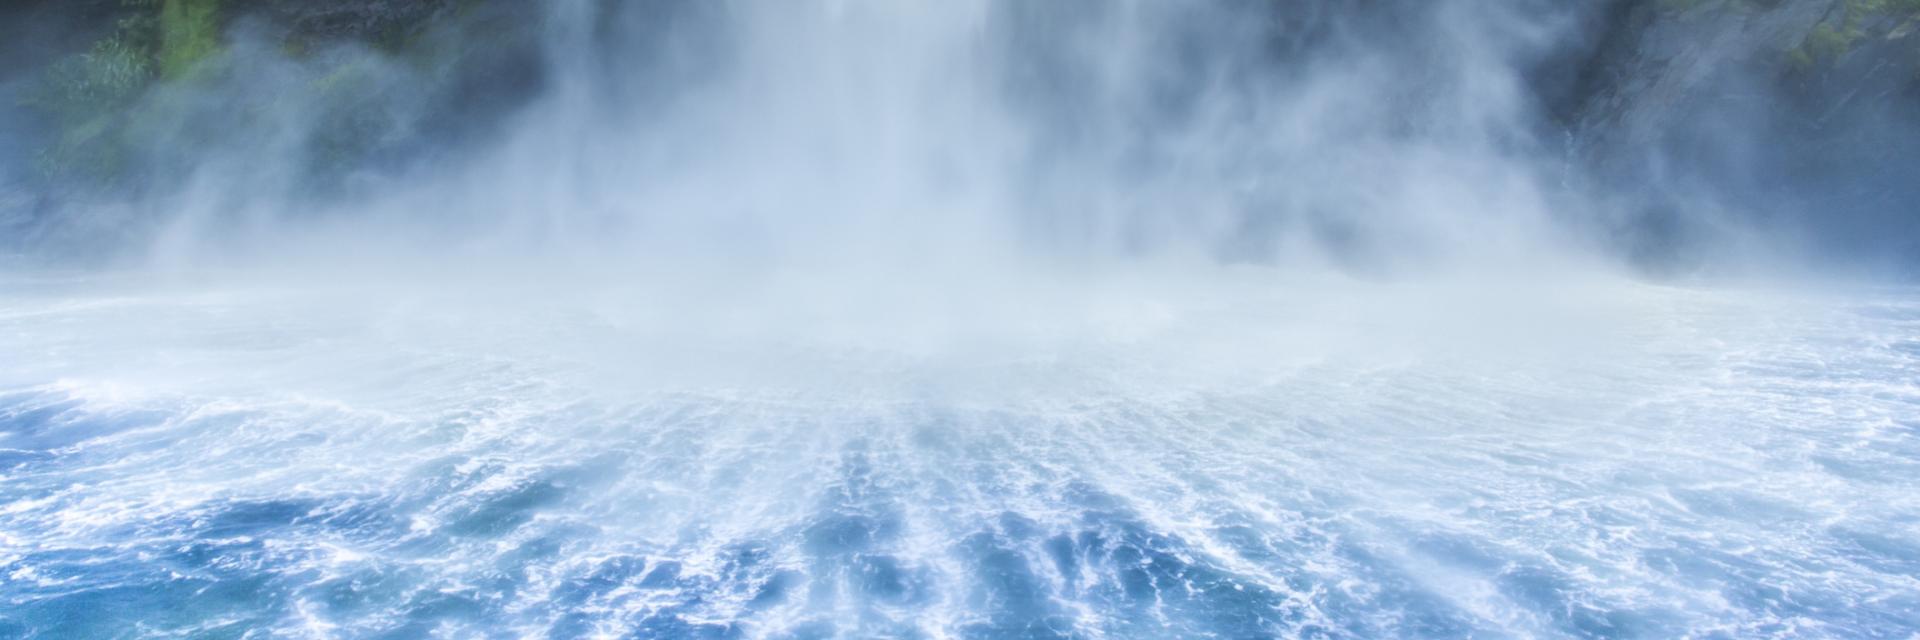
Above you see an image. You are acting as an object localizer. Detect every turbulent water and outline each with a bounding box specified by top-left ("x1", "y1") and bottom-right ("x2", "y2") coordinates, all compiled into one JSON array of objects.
[
  {"x1": 3, "y1": 0, "x2": 1920, "y2": 637},
  {"x1": 1, "y1": 274, "x2": 1916, "y2": 638}
]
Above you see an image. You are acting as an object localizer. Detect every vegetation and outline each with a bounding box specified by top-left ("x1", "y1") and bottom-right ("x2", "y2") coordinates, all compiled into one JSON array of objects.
[
  {"x1": 1788, "y1": 0, "x2": 1920, "y2": 68},
  {"x1": 14, "y1": 0, "x2": 464, "y2": 188},
  {"x1": 16, "y1": 0, "x2": 226, "y2": 181},
  {"x1": 158, "y1": 0, "x2": 223, "y2": 78},
  {"x1": 20, "y1": 8, "x2": 160, "y2": 181},
  {"x1": 1650, "y1": 0, "x2": 1918, "y2": 69}
]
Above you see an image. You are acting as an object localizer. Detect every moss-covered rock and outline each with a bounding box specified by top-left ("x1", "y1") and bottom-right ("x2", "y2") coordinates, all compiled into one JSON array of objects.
[
  {"x1": 1560, "y1": 0, "x2": 1920, "y2": 271},
  {"x1": 157, "y1": 0, "x2": 221, "y2": 77},
  {"x1": 20, "y1": 26, "x2": 155, "y2": 182},
  {"x1": 1785, "y1": 0, "x2": 1920, "y2": 67},
  {"x1": 14, "y1": 0, "x2": 541, "y2": 194}
]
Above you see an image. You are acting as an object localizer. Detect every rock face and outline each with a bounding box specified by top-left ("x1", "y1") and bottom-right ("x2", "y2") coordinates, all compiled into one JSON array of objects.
[
  {"x1": 241, "y1": 0, "x2": 455, "y2": 42},
  {"x1": 0, "y1": 0, "x2": 550, "y2": 255},
  {"x1": 1555, "y1": 0, "x2": 1920, "y2": 271},
  {"x1": 2, "y1": 0, "x2": 1915, "y2": 270},
  {"x1": 1568, "y1": 0, "x2": 1844, "y2": 162},
  {"x1": 4, "y1": 0, "x2": 544, "y2": 178}
]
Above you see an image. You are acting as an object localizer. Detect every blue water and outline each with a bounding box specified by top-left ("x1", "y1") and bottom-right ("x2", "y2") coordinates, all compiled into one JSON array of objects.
[{"x1": 1, "y1": 281, "x2": 1917, "y2": 638}]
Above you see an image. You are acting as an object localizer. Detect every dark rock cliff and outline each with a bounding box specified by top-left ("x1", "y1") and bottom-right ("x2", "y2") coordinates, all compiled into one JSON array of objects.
[
  {"x1": 1553, "y1": 0, "x2": 1920, "y2": 271},
  {"x1": 2, "y1": 0, "x2": 1915, "y2": 270}
]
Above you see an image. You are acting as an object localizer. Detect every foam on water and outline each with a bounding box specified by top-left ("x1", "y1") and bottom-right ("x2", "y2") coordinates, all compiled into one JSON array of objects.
[
  {"x1": 1, "y1": 274, "x2": 1916, "y2": 638},
  {"x1": 3, "y1": 2, "x2": 1918, "y2": 636}
]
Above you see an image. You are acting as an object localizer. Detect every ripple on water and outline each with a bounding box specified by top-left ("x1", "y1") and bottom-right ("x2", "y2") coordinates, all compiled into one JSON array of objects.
[{"x1": 3, "y1": 289, "x2": 1920, "y2": 637}]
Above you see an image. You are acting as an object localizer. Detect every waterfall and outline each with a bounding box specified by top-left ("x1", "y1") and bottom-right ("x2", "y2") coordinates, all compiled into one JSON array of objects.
[{"x1": 1, "y1": 2, "x2": 1917, "y2": 638}]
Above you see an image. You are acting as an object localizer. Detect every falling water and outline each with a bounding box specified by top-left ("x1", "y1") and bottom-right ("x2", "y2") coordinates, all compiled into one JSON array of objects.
[{"x1": 2, "y1": 1, "x2": 1918, "y2": 638}]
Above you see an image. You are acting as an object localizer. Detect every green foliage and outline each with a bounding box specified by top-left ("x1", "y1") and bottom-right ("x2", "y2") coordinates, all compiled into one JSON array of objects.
[
  {"x1": 1656, "y1": 0, "x2": 1920, "y2": 69},
  {"x1": 19, "y1": 28, "x2": 156, "y2": 181},
  {"x1": 18, "y1": 0, "x2": 229, "y2": 182},
  {"x1": 1788, "y1": 0, "x2": 1920, "y2": 68},
  {"x1": 18, "y1": 0, "x2": 480, "y2": 189},
  {"x1": 25, "y1": 39, "x2": 151, "y2": 121},
  {"x1": 159, "y1": 0, "x2": 223, "y2": 78}
]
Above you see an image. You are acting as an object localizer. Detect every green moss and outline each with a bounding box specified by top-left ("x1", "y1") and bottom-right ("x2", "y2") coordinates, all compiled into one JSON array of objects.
[
  {"x1": 1788, "y1": 0, "x2": 1920, "y2": 67},
  {"x1": 23, "y1": 0, "x2": 478, "y2": 188},
  {"x1": 158, "y1": 0, "x2": 221, "y2": 77},
  {"x1": 26, "y1": 39, "x2": 152, "y2": 119},
  {"x1": 20, "y1": 34, "x2": 156, "y2": 181},
  {"x1": 20, "y1": 0, "x2": 229, "y2": 182}
]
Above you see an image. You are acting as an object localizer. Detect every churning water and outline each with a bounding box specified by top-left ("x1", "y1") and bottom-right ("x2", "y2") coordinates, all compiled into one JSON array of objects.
[
  {"x1": 2, "y1": 0, "x2": 1918, "y2": 638},
  {"x1": 2, "y1": 275, "x2": 1917, "y2": 638}
]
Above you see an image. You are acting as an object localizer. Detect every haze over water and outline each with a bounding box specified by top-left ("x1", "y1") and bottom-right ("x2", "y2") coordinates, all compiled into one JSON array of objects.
[{"x1": 2, "y1": 1, "x2": 1918, "y2": 638}]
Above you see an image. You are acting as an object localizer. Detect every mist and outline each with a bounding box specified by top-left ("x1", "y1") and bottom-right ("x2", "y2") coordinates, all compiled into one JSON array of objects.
[
  {"x1": 2, "y1": 1, "x2": 1918, "y2": 638},
  {"x1": 3, "y1": 1, "x2": 1908, "y2": 280},
  {"x1": 0, "y1": 1, "x2": 1740, "y2": 276}
]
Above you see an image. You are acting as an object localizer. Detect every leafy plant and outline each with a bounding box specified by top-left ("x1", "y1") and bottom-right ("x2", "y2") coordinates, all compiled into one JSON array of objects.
[
  {"x1": 158, "y1": 0, "x2": 223, "y2": 78},
  {"x1": 20, "y1": 33, "x2": 156, "y2": 180}
]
